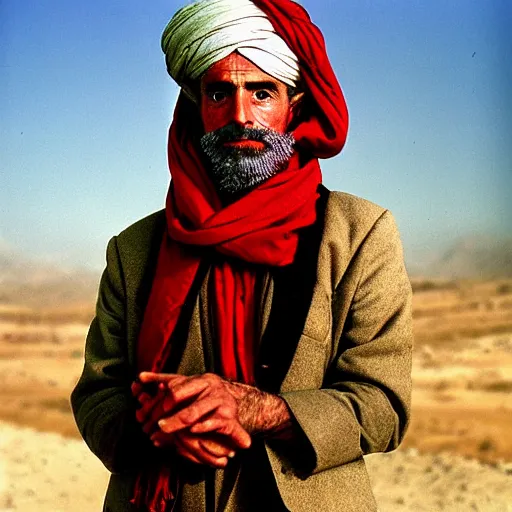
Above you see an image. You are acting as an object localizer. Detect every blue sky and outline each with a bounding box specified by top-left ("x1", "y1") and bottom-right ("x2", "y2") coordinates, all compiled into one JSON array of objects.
[{"x1": 1, "y1": 0, "x2": 511, "y2": 270}]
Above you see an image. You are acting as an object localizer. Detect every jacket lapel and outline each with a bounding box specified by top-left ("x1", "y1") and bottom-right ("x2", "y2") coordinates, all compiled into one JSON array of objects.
[{"x1": 256, "y1": 187, "x2": 329, "y2": 393}]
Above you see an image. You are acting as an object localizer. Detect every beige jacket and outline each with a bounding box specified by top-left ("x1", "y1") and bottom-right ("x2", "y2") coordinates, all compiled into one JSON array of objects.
[{"x1": 71, "y1": 189, "x2": 413, "y2": 511}]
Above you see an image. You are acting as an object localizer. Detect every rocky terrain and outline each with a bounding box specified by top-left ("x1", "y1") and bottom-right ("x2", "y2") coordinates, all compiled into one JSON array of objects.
[{"x1": 1, "y1": 421, "x2": 511, "y2": 512}]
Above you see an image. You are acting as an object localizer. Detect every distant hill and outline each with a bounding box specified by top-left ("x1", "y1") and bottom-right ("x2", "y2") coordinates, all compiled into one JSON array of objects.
[
  {"x1": 1, "y1": 233, "x2": 511, "y2": 309},
  {"x1": 0, "y1": 248, "x2": 99, "y2": 309},
  {"x1": 409, "y1": 235, "x2": 512, "y2": 279}
]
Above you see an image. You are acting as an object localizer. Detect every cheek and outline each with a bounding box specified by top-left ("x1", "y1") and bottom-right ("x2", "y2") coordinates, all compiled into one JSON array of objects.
[
  {"x1": 201, "y1": 102, "x2": 230, "y2": 133},
  {"x1": 254, "y1": 105, "x2": 291, "y2": 133}
]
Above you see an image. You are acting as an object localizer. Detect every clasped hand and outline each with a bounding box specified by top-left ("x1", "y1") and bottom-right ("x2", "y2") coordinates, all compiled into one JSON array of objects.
[{"x1": 131, "y1": 372, "x2": 252, "y2": 469}]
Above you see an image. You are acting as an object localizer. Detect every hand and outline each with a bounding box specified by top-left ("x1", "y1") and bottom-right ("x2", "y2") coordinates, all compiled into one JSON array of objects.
[
  {"x1": 139, "y1": 372, "x2": 251, "y2": 450},
  {"x1": 131, "y1": 375, "x2": 187, "y2": 435},
  {"x1": 133, "y1": 375, "x2": 240, "y2": 466},
  {"x1": 151, "y1": 429, "x2": 237, "y2": 469}
]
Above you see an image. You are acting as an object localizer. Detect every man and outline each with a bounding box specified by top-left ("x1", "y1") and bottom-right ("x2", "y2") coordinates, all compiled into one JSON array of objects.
[{"x1": 71, "y1": 0, "x2": 413, "y2": 511}]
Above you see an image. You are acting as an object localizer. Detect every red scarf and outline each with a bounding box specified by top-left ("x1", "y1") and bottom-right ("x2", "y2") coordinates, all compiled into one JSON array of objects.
[{"x1": 133, "y1": 0, "x2": 348, "y2": 509}]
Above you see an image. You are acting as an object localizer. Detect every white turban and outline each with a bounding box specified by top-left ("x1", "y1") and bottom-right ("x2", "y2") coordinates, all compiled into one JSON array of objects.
[{"x1": 161, "y1": 0, "x2": 300, "y2": 100}]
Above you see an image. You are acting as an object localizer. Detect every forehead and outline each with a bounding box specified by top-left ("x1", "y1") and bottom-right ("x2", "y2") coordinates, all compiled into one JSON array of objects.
[{"x1": 201, "y1": 52, "x2": 284, "y2": 87}]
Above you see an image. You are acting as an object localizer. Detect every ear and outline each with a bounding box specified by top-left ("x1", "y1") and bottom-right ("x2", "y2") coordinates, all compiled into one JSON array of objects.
[
  {"x1": 287, "y1": 91, "x2": 305, "y2": 126},
  {"x1": 290, "y1": 91, "x2": 305, "y2": 109}
]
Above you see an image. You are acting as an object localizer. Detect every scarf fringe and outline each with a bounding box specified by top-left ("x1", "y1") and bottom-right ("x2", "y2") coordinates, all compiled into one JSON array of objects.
[{"x1": 131, "y1": 466, "x2": 177, "y2": 512}]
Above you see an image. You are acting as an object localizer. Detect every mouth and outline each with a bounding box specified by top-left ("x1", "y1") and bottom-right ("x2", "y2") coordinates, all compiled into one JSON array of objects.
[{"x1": 223, "y1": 139, "x2": 266, "y2": 150}]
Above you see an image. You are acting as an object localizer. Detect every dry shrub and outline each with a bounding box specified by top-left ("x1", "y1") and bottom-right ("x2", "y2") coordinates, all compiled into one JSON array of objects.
[
  {"x1": 479, "y1": 381, "x2": 512, "y2": 393},
  {"x1": 478, "y1": 438, "x2": 496, "y2": 453}
]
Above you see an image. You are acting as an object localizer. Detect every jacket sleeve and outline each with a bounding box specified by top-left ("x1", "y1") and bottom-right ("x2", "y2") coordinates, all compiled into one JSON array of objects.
[
  {"x1": 70, "y1": 236, "x2": 154, "y2": 474},
  {"x1": 280, "y1": 210, "x2": 413, "y2": 475}
]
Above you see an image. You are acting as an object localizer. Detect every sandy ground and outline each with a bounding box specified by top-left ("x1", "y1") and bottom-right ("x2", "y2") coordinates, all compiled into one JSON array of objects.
[
  {"x1": 1, "y1": 421, "x2": 511, "y2": 512},
  {"x1": 403, "y1": 332, "x2": 512, "y2": 463},
  {"x1": 0, "y1": 422, "x2": 108, "y2": 512},
  {"x1": 0, "y1": 279, "x2": 511, "y2": 510}
]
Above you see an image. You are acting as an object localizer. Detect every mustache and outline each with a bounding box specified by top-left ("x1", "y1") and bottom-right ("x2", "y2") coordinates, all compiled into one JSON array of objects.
[
  {"x1": 199, "y1": 124, "x2": 296, "y2": 197},
  {"x1": 203, "y1": 124, "x2": 280, "y2": 148}
]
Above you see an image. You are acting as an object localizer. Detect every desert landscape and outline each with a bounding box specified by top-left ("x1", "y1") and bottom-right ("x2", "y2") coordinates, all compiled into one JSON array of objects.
[{"x1": 0, "y1": 270, "x2": 511, "y2": 510}]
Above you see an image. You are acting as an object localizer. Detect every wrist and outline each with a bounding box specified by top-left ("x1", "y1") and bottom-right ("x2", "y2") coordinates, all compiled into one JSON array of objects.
[{"x1": 224, "y1": 381, "x2": 293, "y2": 437}]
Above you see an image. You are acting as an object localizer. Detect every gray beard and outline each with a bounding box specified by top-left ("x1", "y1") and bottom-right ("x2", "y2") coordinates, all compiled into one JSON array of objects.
[{"x1": 200, "y1": 124, "x2": 295, "y2": 201}]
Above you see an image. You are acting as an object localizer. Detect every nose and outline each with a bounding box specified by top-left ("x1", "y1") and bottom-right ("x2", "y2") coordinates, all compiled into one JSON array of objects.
[{"x1": 232, "y1": 89, "x2": 253, "y2": 127}]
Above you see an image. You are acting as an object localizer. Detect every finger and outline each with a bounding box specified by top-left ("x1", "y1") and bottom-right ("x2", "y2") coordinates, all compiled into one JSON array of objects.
[
  {"x1": 198, "y1": 439, "x2": 235, "y2": 459},
  {"x1": 137, "y1": 392, "x2": 153, "y2": 405},
  {"x1": 151, "y1": 429, "x2": 234, "y2": 458},
  {"x1": 151, "y1": 431, "x2": 175, "y2": 449},
  {"x1": 131, "y1": 381, "x2": 142, "y2": 397},
  {"x1": 217, "y1": 420, "x2": 252, "y2": 450},
  {"x1": 161, "y1": 394, "x2": 177, "y2": 415},
  {"x1": 181, "y1": 402, "x2": 236, "y2": 431},
  {"x1": 177, "y1": 436, "x2": 228, "y2": 468},
  {"x1": 143, "y1": 395, "x2": 168, "y2": 434},
  {"x1": 142, "y1": 387, "x2": 172, "y2": 431},
  {"x1": 159, "y1": 386, "x2": 205, "y2": 415},
  {"x1": 158, "y1": 398, "x2": 225, "y2": 434},
  {"x1": 139, "y1": 372, "x2": 184, "y2": 384},
  {"x1": 173, "y1": 438, "x2": 203, "y2": 465},
  {"x1": 230, "y1": 422, "x2": 252, "y2": 449},
  {"x1": 141, "y1": 384, "x2": 188, "y2": 431},
  {"x1": 190, "y1": 418, "x2": 251, "y2": 450},
  {"x1": 166, "y1": 377, "x2": 216, "y2": 407},
  {"x1": 190, "y1": 417, "x2": 228, "y2": 435},
  {"x1": 136, "y1": 398, "x2": 154, "y2": 423},
  {"x1": 172, "y1": 433, "x2": 213, "y2": 465},
  {"x1": 136, "y1": 393, "x2": 164, "y2": 425}
]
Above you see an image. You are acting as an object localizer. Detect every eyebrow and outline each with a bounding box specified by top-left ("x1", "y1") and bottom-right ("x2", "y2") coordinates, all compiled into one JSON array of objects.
[
  {"x1": 203, "y1": 80, "x2": 279, "y2": 94},
  {"x1": 245, "y1": 81, "x2": 279, "y2": 92},
  {"x1": 203, "y1": 81, "x2": 236, "y2": 94}
]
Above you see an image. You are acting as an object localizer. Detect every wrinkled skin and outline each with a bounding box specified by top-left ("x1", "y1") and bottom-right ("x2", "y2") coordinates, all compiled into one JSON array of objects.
[{"x1": 200, "y1": 52, "x2": 303, "y2": 143}]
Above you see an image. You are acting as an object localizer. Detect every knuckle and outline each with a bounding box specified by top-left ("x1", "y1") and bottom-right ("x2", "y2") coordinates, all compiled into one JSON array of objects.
[
  {"x1": 182, "y1": 408, "x2": 199, "y2": 425},
  {"x1": 197, "y1": 420, "x2": 210, "y2": 431},
  {"x1": 168, "y1": 386, "x2": 179, "y2": 401},
  {"x1": 204, "y1": 373, "x2": 220, "y2": 384},
  {"x1": 218, "y1": 405, "x2": 235, "y2": 418},
  {"x1": 218, "y1": 421, "x2": 232, "y2": 435}
]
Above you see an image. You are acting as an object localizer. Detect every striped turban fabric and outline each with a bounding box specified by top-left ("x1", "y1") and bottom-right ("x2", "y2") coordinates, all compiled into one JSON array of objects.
[{"x1": 161, "y1": 0, "x2": 301, "y2": 100}]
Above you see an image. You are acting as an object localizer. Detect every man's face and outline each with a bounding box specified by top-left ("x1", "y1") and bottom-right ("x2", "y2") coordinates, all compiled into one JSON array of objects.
[
  {"x1": 198, "y1": 52, "x2": 301, "y2": 201},
  {"x1": 200, "y1": 52, "x2": 293, "y2": 140}
]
